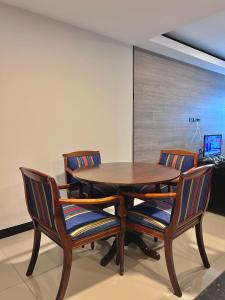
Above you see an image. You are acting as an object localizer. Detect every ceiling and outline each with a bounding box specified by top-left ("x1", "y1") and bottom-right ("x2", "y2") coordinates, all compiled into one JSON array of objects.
[
  {"x1": 166, "y1": 11, "x2": 225, "y2": 61},
  {"x1": 1, "y1": 0, "x2": 225, "y2": 46},
  {"x1": 1, "y1": 0, "x2": 225, "y2": 74}
]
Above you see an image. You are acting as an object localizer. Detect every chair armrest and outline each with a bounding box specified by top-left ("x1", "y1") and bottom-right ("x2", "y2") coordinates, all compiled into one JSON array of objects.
[
  {"x1": 57, "y1": 183, "x2": 70, "y2": 190},
  {"x1": 59, "y1": 195, "x2": 123, "y2": 206},
  {"x1": 57, "y1": 182, "x2": 80, "y2": 190},
  {"x1": 121, "y1": 192, "x2": 176, "y2": 200},
  {"x1": 66, "y1": 167, "x2": 75, "y2": 177},
  {"x1": 65, "y1": 168, "x2": 90, "y2": 187},
  {"x1": 60, "y1": 195, "x2": 126, "y2": 218},
  {"x1": 168, "y1": 177, "x2": 179, "y2": 184},
  {"x1": 161, "y1": 177, "x2": 179, "y2": 186}
]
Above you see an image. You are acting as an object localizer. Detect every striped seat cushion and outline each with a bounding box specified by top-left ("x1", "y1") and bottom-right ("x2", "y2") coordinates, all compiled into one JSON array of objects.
[
  {"x1": 62, "y1": 204, "x2": 119, "y2": 240},
  {"x1": 127, "y1": 198, "x2": 174, "y2": 231}
]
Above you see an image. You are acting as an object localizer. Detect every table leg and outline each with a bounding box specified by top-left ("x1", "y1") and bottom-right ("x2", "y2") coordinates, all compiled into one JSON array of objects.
[
  {"x1": 124, "y1": 192, "x2": 160, "y2": 260},
  {"x1": 126, "y1": 231, "x2": 160, "y2": 260},
  {"x1": 100, "y1": 232, "x2": 160, "y2": 266},
  {"x1": 100, "y1": 239, "x2": 117, "y2": 266},
  {"x1": 100, "y1": 186, "x2": 160, "y2": 266}
]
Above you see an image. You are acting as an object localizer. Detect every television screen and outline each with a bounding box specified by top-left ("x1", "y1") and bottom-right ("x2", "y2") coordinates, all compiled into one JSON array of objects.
[{"x1": 203, "y1": 134, "x2": 222, "y2": 157}]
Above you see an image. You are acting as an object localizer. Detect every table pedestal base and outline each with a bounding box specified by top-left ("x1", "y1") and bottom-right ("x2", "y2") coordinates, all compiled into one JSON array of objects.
[
  {"x1": 126, "y1": 232, "x2": 160, "y2": 260},
  {"x1": 100, "y1": 232, "x2": 160, "y2": 266}
]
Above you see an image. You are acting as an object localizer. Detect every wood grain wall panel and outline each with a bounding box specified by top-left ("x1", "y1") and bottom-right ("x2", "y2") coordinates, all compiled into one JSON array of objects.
[{"x1": 134, "y1": 47, "x2": 225, "y2": 163}]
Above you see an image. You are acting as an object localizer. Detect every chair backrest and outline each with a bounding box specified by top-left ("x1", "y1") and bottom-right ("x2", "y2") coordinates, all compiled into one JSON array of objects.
[
  {"x1": 172, "y1": 165, "x2": 214, "y2": 226},
  {"x1": 62, "y1": 150, "x2": 101, "y2": 184},
  {"x1": 20, "y1": 168, "x2": 63, "y2": 236},
  {"x1": 159, "y1": 149, "x2": 198, "y2": 173}
]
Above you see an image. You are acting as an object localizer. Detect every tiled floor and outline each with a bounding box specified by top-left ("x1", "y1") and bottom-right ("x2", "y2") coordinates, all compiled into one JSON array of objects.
[{"x1": 0, "y1": 212, "x2": 225, "y2": 300}]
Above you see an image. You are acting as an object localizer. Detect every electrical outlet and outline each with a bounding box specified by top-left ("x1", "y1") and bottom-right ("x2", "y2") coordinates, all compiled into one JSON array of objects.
[
  {"x1": 189, "y1": 118, "x2": 195, "y2": 122},
  {"x1": 189, "y1": 117, "x2": 200, "y2": 123}
]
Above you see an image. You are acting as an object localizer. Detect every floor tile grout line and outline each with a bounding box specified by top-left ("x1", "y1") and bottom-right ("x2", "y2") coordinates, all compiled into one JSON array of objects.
[
  {"x1": 1, "y1": 250, "x2": 62, "y2": 299},
  {"x1": 0, "y1": 248, "x2": 26, "y2": 293},
  {"x1": 0, "y1": 239, "x2": 65, "y2": 296},
  {"x1": 0, "y1": 280, "x2": 35, "y2": 297},
  {"x1": 23, "y1": 279, "x2": 38, "y2": 300},
  {"x1": 23, "y1": 263, "x2": 63, "y2": 281},
  {"x1": 180, "y1": 253, "x2": 225, "y2": 299},
  {"x1": 0, "y1": 214, "x2": 224, "y2": 300},
  {"x1": 0, "y1": 232, "x2": 65, "y2": 272}
]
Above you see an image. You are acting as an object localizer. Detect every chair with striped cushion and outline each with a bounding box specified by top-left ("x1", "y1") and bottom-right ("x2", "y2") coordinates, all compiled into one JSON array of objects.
[
  {"x1": 123, "y1": 165, "x2": 214, "y2": 297},
  {"x1": 159, "y1": 149, "x2": 198, "y2": 191},
  {"x1": 20, "y1": 167, "x2": 125, "y2": 300},
  {"x1": 134, "y1": 149, "x2": 198, "y2": 194},
  {"x1": 63, "y1": 150, "x2": 118, "y2": 198}
]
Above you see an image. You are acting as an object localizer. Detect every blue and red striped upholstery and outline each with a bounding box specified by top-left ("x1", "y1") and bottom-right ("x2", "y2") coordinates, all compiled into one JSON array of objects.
[
  {"x1": 127, "y1": 167, "x2": 212, "y2": 232},
  {"x1": 68, "y1": 154, "x2": 101, "y2": 170},
  {"x1": 134, "y1": 152, "x2": 195, "y2": 193},
  {"x1": 160, "y1": 153, "x2": 194, "y2": 172},
  {"x1": 23, "y1": 172, "x2": 119, "y2": 240},
  {"x1": 66, "y1": 152, "x2": 118, "y2": 198},
  {"x1": 24, "y1": 176, "x2": 56, "y2": 231},
  {"x1": 127, "y1": 199, "x2": 174, "y2": 231},
  {"x1": 62, "y1": 204, "x2": 119, "y2": 240},
  {"x1": 178, "y1": 170, "x2": 211, "y2": 224}
]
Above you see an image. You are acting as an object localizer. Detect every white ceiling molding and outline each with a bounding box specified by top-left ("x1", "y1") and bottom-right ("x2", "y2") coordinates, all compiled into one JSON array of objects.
[
  {"x1": 167, "y1": 11, "x2": 225, "y2": 61},
  {"x1": 137, "y1": 35, "x2": 225, "y2": 75}
]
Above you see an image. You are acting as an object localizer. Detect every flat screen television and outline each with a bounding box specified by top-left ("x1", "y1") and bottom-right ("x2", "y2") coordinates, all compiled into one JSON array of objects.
[{"x1": 203, "y1": 134, "x2": 222, "y2": 157}]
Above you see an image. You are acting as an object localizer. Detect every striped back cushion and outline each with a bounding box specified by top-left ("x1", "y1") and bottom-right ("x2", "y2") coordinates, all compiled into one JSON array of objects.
[
  {"x1": 160, "y1": 153, "x2": 194, "y2": 172},
  {"x1": 67, "y1": 153, "x2": 101, "y2": 171},
  {"x1": 178, "y1": 169, "x2": 211, "y2": 224},
  {"x1": 23, "y1": 175, "x2": 56, "y2": 231}
]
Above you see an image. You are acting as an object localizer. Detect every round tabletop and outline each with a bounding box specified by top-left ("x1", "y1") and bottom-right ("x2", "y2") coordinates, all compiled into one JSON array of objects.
[{"x1": 71, "y1": 162, "x2": 180, "y2": 186}]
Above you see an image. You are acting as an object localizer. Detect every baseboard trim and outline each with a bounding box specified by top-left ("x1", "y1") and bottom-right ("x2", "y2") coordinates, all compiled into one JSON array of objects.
[{"x1": 0, "y1": 222, "x2": 33, "y2": 239}]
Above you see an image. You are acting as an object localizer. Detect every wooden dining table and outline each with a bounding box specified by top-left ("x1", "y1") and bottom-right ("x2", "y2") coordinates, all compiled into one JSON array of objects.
[{"x1": 70, "y1": 162, "x2": 180, "y2": 265}]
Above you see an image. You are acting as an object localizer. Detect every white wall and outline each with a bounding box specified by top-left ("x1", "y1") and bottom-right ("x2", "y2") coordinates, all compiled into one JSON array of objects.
[{"x1": 0, "y1": 4, "x2": 133, "y2": 229}]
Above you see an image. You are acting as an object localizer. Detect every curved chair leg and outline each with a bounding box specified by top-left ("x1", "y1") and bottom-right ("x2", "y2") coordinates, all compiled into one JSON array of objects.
[
  {"x1": 115, "y1": 234, "x2": 120, "y2": 266},
  {"x1": 91, "y1": 242, "x2": 95, "y2": 250},
  {"x1": 155, "y1": 184, "x2": 161, "y2": 193},
  {"x1": 56, "y1": 248, "x2": 72, "y2": 300},
  {"x1": 154, "y1": 237, "x2": 158, "y2": 242},
  {"x1": 164, "y1": 238, "x2": 182, "y2": 297},
  {"x1": 195, "y1": 222, "x2": 210, "y2": 268},
  {"x1": 119, "y1": 232, "x2": 124, "y2": 276},
  {"x1": 26, "y1": 227, "x2": 41, "y2": 276}
]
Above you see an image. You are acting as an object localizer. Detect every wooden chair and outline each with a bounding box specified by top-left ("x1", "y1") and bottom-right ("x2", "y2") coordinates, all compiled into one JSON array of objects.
[
  {"x1": 20, "y1": 167, "x2": 125, "y2": 300},
  {"x1": 134, "y1": 149, "x2": 198, "y2": 194},
  {"x1": 158, "y1": 149, "x2": 198, "y2": 190},
  {"x1": 123, "y1": 165, "x2": 214, "y2": 297},
  {"x1": 62, "y1": 150, "x2": 118, "y2": 198}
]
